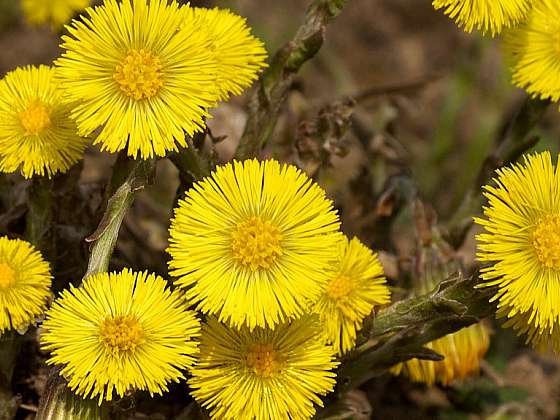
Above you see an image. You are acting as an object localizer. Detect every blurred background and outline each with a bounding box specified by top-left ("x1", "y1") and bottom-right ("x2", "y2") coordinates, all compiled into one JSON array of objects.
[{"x1": 1, "y1": 0, "x2": 560, "y2": 419}]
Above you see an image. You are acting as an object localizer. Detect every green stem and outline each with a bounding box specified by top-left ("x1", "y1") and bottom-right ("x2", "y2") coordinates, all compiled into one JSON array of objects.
[
  {"x1": 35, "y1": 370, "x2": 110, "y2": 420},
  {"x1": 0, "y1": 333, "x2": 19, "y2": 420},
  {"x1": 25, "y1": 177, "x2": 54, "y2": 254},
  {"x1": 235, "y1": 0, "x2": 350, "y2": 159},
  {"x1": 36, "y1": 154, "x2": 155, "y2": 419},
  {"x1": 169, "y1": 137, "x2": 212, "y2": 185},
  {"x1": 337, "y1": 273, "x2": 497, "y2": 392},
  {"x1": 84, "y1": 158, "x2": 155, "y2": 278}
]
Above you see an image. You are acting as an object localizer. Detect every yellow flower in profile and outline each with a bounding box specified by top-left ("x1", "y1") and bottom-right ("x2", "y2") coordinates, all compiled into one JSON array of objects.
[
  {"x1": 184, "y1": 7, "x2": 267, "y2": 101},
  {"x1": 189, "y1": 316, "x2": 338, "y2": 420},
  {"x1": 0, "y1": 65, "x2": 88, "y2": 179},
  {"x1": 21, "y1": 0, "x2": 92, "y2": 29},
  {"x1": 168, "y1": 159, "x2": 341, "y2": 330},
  {"x1": 433, "y1": 0, "x2": 531, "y2": 36},
  {"x1": 313, "y1": 236, "x2": 390, "y2": 355},
  {"x1": 0, "y1": 237, "x2": 51, "y2": 333},
  {"x1": 41, "y1": 269, "x2": 201, "y2": 403},
  {"x1": 392, "y1": 323, "x2": 490, "y2": 386},
  {"x1": 476, "y1": 151, "x2": 560, "y2": 352},
  {"x1": 56, "y1": 0, "x2": 218, "y2": 159},
  {"x1": 504, "y1": 0, "x2": 560, "y2": 103}
]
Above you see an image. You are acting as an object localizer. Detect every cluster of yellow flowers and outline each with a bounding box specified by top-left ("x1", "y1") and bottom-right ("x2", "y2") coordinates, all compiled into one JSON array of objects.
[
  {"x1": 434, "y1": 0, "x2": 560, "y2": 107},
  {"x1": 0, "y1": 1, "x2": 394, "y2": 417},
  {"x1": 0, "y1": 158, "x2": 392, "y2": 418},
  {"x1": 0, "y1": 0, "x2": 267, "y2": 179},
  {"x1": 2, "y1": 0, "x2": 560, "y2": 417},
  {"x1": 165, "y1": 158, "x2": 391, "y2": 418}
]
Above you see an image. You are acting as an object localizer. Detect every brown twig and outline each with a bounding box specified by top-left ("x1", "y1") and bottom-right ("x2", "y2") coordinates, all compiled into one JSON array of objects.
[{"x1": 235, "y1": 0, "x2": 350, "y2": 160}]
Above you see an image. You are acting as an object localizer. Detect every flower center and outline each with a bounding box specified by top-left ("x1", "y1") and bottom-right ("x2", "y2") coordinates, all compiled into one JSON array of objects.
[
  {"x1": 246, "y1": 343, "x2": 281, "y2": 378},
  {"x1": 99, "y1": 315, "x2": 144, "y2": 353},
  {"x1": 532, "y1": 215, "x2": 560, "y2": 270},
  {"x1": 19, "y1": 102, "x2": 51, "y2": 135},
  {"x1": 0, "y1": 263, "x2": 15, "y2": 289},
  {"x1": 326, "y1": 275, "x2": 353, "y2": 300},
  {"x1": 231, "y1": 217, "x2": 282, "y2": 271},
  {"x1": 114, "y1": 49, "x2": 164, "y2": 100}
]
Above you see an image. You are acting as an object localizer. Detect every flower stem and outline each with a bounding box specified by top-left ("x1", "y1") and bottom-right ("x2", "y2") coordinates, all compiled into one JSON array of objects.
[
  {"x1": 85, "y1": 156, "x2": 155, "y2": 278},
  {"x1": 36, "y1": 153, "x2": 155, "y2": 419},
  {"x1": 235, "y1": 0, "x2": 350, "y2": 159}
]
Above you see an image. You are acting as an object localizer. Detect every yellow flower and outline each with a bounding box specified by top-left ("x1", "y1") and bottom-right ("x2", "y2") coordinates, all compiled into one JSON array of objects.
[
  {"x1": 189, "y1": 316, "x2": 338, "y2": 420},
  {"x1": 313, "y1": 236, "x2": 390, "y2": 355},
  {"x1": 21, "y1": 0, "x2": 92, "y2": 29},
  {"x1": 504, "y1": 0, "x2": 560, "y2": 103},
  {"x1": 41, "y1": 269, "x2": 201, "y2": 403},
  {"x1": 475, "y1": 151, "x2": 560, "y2": 351},
  {"x1": 391, "y1": 323, "x2": 491, "y2": 386},
  {"x1": 0, "y1": 237, "x2": 51, "y2": 333},
  {"x1": 184, "y1": 7, "x2": 267, "y2": 101},
  {"x1": 56, "y1": 0, "x2": 218, "y2": 159},
  {"x1": 0, "y1": 65, "x2": 88, "y2": 179},
  {"x1": 433, "y1": 0, "x2": 532, "y2": 36},
  {"x1": 168, "y1": 159, "x2": 341, "y2": 330}
]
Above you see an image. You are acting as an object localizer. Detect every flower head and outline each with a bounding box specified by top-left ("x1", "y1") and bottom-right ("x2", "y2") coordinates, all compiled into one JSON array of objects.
[
  {"x1": 475, "y1": 151, "x2": 560, "y2": 351},
  {"x1": 433, "y1": 0, "x2": 532, "y2": 36},
  {"x1": 168, "y1": 159, "x2": 341, "y2": 330},
  {"x1": 56, "y1": 0, "x2": 218, "y2": 159},
  {"x1": 21, "y1": 0, "x2": 92, "y2": 29},
  {"x1": 504, "y1": 0, "x2": 560, "y2": 103},
  {"x1": 0, "y1": 65, "x2": 88, "y2": 178},
  {"x1": 313, "y1": 236, "x2": 390, "y2": 355},
  {"x1": 0, "y1": 237, "x2": 51, "y2": 333},
  {"x1": 184, "y1": 7, "x2": 267, "y2": 101},
  {"x1": 189, "y1": 316, "x2": 338, "y2": 420},
  {"x1": 392, "y1": 323, "x2": 490, "y2": 386},
  {"x1": 41, "y1": 269, "x2": 201, "y2": 403}
]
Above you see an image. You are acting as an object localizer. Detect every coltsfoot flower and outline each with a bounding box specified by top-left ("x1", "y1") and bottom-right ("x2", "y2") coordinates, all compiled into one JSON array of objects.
[
  {"x1": 185, "y1": 7, "x2": 267, "y2": 101},
  {"x1": 313, "y1": 236, "x2": 390, "y2": 355},
  {"x1": 433, "y1": 0, "x2": 532, "y2": 36},
  {"x1": 41, "y1": 269, "x2": 201, "y2": 403},
  {"x1": 504, "y1": 0, "x2": 560, "y2": 103},
  {"x1": 392, "y1": 323, "x2": 491, "y2": 386},
  {"x1": 168, "y1": 159, "x2": 341, "y2": 330},
  {"x1": 56, "y1": 0, "x2": 219, "y2": 158},
  {"x1": 189, "y1": 316, "x2": 338, "y2": 420},
  {"x1": 0, "y1": 65, "x2": 88, "y2": 178},
  {"x1": 0, "y1": 237, "x2": 51, "y2": 334},
  {"x1": 21, "y1": 0, "x2": 92, "y2": 29},
  {"x1": 476, "y1": 151, "x2": 560, "y2": 351}
]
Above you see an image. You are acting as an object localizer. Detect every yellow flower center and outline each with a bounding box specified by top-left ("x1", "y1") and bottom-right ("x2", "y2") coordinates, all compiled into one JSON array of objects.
[
  {"x1": 532, "y1": 215, "x2": 560, "y2": 270},
  {"x1": 326, "y1": 275, "x2": 353, "y2": 300},
  {"x1": 99, "y1": 315, "x2": 144, "y2": 352},
  {"x1": 0, "y1": 263, "x2": 15, "y2": 289},
  {"x1": 19, "y1": 102, "x2": 51, "y2": 135},
  {"x1": 246, "y1": 343, "x2": 281, "y2": 378},
  {"x1": 114, "y1": 49, "x2": 164, "y2": 100},
  {"x1": 231, "y1": 217, "x2": 283, "y2": 271}
]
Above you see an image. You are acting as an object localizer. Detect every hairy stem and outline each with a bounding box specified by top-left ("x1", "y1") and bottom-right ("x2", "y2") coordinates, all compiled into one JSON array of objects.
[
  {"x1": 85, "y1": 158, "x2": 155, "y2": 278},
  {"x1": 25, "y1": 177, "x2": 54, "y2": 254},
  {"x1": 235, "y1": 0, "x2": 350, "y2": 159},
  {"x1": 337, "y1": 273, "x2": 497, "y2": 391},
  {"x1": 36, "y1": 155, "x2": 154, "y2": 419}
]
